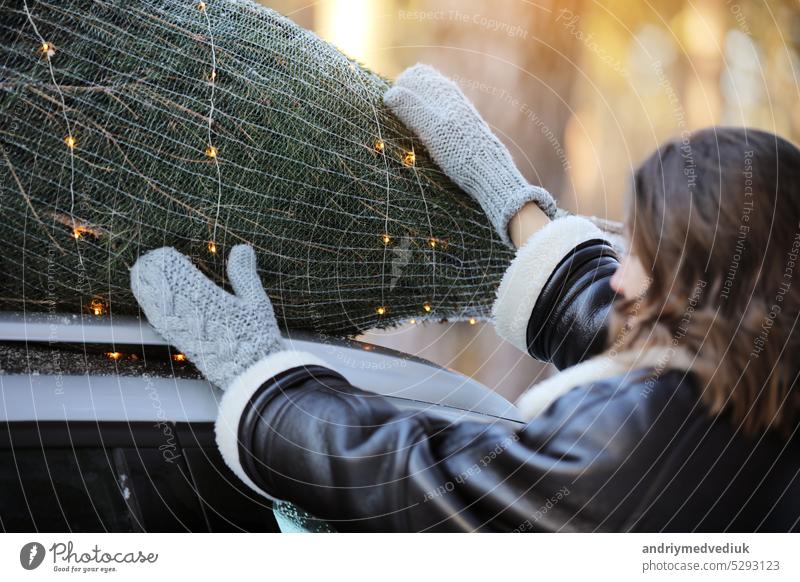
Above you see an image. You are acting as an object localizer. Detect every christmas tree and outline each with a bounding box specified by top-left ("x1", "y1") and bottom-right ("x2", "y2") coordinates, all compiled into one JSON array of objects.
[{"x1": 0, "y1": 0, "x2": 520, "y2": 335}]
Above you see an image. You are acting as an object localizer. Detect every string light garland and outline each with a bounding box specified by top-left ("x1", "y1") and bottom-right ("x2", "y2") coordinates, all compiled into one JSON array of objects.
[
  {"x1": 37, "y1": 26, "x2": 454, "y2": 340},
  {"x1": 2, "y1": 0, "x2": 519, "y2": 335},
  {"x1": 196, "y1": 3, "x2": 224, "y2": 252}
]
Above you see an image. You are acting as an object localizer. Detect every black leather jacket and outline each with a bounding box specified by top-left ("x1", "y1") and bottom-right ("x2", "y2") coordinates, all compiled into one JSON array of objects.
[{"x1": 221, "y1": 218, "x2": 800, "y2": 532}]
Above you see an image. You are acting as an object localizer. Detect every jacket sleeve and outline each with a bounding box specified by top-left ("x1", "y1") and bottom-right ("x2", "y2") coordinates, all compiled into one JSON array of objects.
[
  {"x1": 491, "y1": 215, "x2": 619, "y2": 369},
  {"x1": 214, "y1": 351, "x2": 641, "y2": 532}
]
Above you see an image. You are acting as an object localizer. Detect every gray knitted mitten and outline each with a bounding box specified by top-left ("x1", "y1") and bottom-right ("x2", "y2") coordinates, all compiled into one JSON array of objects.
[
  {"x1": 384, "y1": 64, "x2": 557, "y2": 246},
  {"x1": 130, "y1": 245, "x2": 284, "y2": 388}
]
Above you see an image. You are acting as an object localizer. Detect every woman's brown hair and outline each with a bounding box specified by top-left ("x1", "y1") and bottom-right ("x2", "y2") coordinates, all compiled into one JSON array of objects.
[{"x1": 610, "y1": 127, "x2": 800, "y2": 436}]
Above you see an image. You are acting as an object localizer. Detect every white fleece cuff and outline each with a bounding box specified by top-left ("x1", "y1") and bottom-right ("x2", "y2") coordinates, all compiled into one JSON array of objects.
[
  {"x1": 214, "y1": 350, "x2": 329, "y2": 499},
  {"x1": 492, "y1": 216, "x2": 606, "y2": 354}
]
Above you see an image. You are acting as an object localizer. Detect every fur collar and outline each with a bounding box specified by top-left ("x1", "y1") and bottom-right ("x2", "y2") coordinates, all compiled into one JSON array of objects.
[{"x1": 516, "y1": 347, "x2": 695, "y2": 420}]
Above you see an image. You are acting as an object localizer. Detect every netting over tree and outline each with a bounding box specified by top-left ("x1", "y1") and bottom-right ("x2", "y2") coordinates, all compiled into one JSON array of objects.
[{"x1": 0, "y1": 0, "x2": 519, "y2": 335}]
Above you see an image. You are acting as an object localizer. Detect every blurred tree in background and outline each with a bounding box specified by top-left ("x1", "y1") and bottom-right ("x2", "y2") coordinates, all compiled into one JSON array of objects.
[{"x1": 264, "y1": 0, "x2": 800, "y2": 401}]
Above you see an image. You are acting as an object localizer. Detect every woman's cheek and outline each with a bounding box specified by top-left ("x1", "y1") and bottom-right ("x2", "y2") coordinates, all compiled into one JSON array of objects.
[
  {"x1": 610, "y1": 266, "x2": 625, "y2": 295},
  {"x1": 628, "y1": 256, "x2": 652, "y2": 297},
  {"x1": 610, "y1": 254, "x2": 650, "y2": 300}
]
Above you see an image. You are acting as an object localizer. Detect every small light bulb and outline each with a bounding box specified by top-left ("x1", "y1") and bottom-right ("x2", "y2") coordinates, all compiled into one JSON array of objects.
[
  {"x1": 207, "y1": 241, "x2": 217, "y2": 254},
  {"x1": 172, "y1": 353, "x2": 187, "y2": 362},
  {"x1": 205, "y1": 145, "x2": 218, "y2": 158},
  {"x1": 375, "y1": 306, "x2": 387, "y2": 316},
  {"x1": 381, "y1": 233, "x2": 392, "y2": 245},
  {"x1": 469, "y1": 318, "x2": 477, "y2": 325},
  {"x1": 428, "y1": 238, "x2": 438, "y2": 249},
  {"x1": 89, "y1": 298, "x2": 107, "y2": 316},
  {"x1": 64, "y1": 135, "x2": 76, "y2": 150},
  {"x1": 106, "y1": 351, "x2": 123, "y2": 361},
  {"x1": 409, "y1": 318, "x2": 417, "y2": 325},
  {"x1": 71, "y1": 224, "x2": 100, "y2": 240},
  {"x1": 402, "y1": 150, "x2": 416, "y2": 167},
  {"x1": 40, "y1": 42, "x2": 54, "y2": 57},
  {"x1": 423, "y1": 302, "x2": 432, "y2": 313},
  {"x1": 374, "y1": 139, "x2": 385, "y2": 153}
]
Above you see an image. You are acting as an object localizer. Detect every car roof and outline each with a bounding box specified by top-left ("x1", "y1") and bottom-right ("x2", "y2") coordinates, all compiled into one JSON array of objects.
[{"x1": 0, "y1": 312, "x2": 523, "y2": 424}]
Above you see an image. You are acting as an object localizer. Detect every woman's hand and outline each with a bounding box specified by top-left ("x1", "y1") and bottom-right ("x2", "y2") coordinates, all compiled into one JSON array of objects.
[
  {"x1": 130, "y1": 245, "x2": 285, "y2": 389},
  {"x1": 384, "y1": 64, "x2": 556, "y2": 247}
]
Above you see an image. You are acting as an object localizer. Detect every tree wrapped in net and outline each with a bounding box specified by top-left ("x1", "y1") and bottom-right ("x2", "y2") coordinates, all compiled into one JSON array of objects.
[{"x1": 0, "y1": 0, "x2": 516, "y2": 335}]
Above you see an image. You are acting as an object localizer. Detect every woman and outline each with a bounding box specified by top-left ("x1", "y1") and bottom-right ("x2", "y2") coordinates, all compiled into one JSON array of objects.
[{"x1": 130, "y1": 65, "x2": 800, "y2": 532}]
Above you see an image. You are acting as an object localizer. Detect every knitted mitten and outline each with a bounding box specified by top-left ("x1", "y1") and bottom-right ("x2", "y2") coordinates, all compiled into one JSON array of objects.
[
  {"x1": 384, "y1": 64, "x2": 557, "y2": 246},
  {"x1": 130, "y1": 245, "x2": 284, "y2": 388}
]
